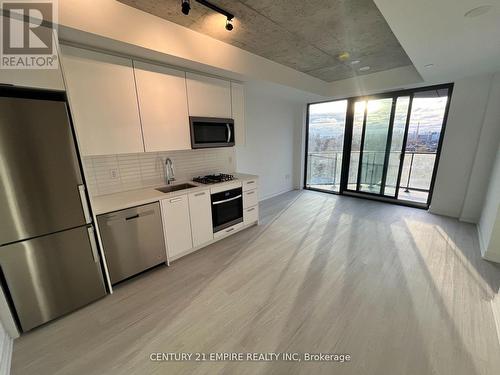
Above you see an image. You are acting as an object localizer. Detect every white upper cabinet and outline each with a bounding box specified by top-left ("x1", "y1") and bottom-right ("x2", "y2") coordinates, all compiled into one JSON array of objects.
[
  {"x1": 0, "y1": 18, "x2": 64, "y2": 91},
  {"x1": 231, "y1": 82, "x2": 246, "y2": 146},
  {"x1": 186, "y1": 72, "x2": 231, "y2": 118},
  {"x1": 133, "y1": 61, "x2": 191, "y2": 152},
  {"x1": 60, "y1": 45, "x2": 144, "y2": 156}
]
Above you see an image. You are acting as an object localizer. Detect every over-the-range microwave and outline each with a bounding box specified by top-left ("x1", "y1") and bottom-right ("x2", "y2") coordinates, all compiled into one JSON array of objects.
[{"x1": 190, "y1": 117, "x2": 235, "y2": 149}]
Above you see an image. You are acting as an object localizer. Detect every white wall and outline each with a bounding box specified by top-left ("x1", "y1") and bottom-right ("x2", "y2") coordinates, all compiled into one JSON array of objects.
[
  {"x1": 236, "y1": 82, "x2": 304, "y2": 200},
  {"x1": 461, "y1": 73, "x2": 500, "y2": 222},
  {"x1": 429, "y1": 74, "x2": 494, "y2": 218},
  {"x1": 478, "y1": 148, "x2": 500, "y2": 262}
]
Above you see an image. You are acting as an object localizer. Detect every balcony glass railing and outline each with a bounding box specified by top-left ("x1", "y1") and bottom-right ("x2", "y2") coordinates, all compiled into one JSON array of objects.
[{"x1": 306, "y1": 151, "x2": 436, "y2": 197}]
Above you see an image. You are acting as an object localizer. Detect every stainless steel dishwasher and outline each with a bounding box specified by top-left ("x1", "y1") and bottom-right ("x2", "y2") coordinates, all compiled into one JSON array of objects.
[{"x1": 97, "y1": 202, "x2": 167, "y2": 284}]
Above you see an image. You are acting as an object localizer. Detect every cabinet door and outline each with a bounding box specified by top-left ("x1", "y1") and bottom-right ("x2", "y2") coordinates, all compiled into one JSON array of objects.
[
  {"x1": 244, "y1": 206, "x2": 259, "y2": 225},
  {"x1": 134, "y1": 61, "x2": 191, "y2": 152},
  {"x1": 231, "y1": 82, "x2": 246, "y2": 146},
  {"x1": 161, "y1": 195, "x2": 193, "y2": 259},
  {"x1": 0, "y1": 18, "x2": 64, "y2": 90},
  {"x1": 188, "y1": 190, "x2": 213, "y2": 247},
  {"x1": 60, "y1": 45, "x2": 144, "y2": 156},
  {"x1": 186, "y1": 72, "x2": 231, "y2": 118},
  {"x1": 243, "y1": 189, "x2": 259, "y2": 209}
]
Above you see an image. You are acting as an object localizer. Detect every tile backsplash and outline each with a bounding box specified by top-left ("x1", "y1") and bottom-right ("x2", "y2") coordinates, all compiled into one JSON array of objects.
[{"x1": 83, "y1": 148, "x2": 236, "y2": 197}]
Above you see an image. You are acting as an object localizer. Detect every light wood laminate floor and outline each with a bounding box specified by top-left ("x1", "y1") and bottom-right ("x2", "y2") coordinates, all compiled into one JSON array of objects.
[{"x1": 12, "y1": 190, "x2": 500, "y2": 375}]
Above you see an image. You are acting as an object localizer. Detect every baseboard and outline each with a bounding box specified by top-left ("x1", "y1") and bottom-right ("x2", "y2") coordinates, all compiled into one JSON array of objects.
[
  {"x1": 459, "y1": 216, "x2": 478, "y2": 224},
  {"x1": 477, "y1": 223, "x2": 487, "y2": 258},
  {"x1": 428, "y1": 206, "x2": 459, "y2": 218},
  {"x1": 491, "y1": 293, "x2": 500, "y2": 347},
  {"x1": 0, "y1": 329, "x2": 12, "y2": 375},
  {"x1": 477, "y1": 223, "x2": 500, "y2": 263},
  {"x1": 259, "y1": 187, "x2": 297, "y2": 201}
]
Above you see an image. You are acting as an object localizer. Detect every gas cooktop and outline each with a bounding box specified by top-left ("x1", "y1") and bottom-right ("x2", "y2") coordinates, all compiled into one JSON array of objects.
[{"x1": 193, "y1": 174, "x2": 236, "y2": 184}]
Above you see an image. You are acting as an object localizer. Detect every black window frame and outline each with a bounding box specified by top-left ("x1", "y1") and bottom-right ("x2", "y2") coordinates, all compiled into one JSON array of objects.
[{"x1": 303, "y1": 82, "x2": 454, "y2": 209}]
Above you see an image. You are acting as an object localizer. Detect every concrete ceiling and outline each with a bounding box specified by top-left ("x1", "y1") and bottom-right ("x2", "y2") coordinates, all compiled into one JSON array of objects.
[{"x1": 117, "y1": 0, "x2": 414, "y2": 82}]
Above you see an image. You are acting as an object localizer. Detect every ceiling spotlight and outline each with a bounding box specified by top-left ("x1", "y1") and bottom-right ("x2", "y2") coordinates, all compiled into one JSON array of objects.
[
  {"x1": 183, "y1": 1, "x2": 235, "y2": 31},
  {"x1": 338, "y1": 52, "x2": 350, "y2": 62},
  {"x1": 359, "y1": 66, "x2": 371, "y2": 71},
  {"x1": 464, "y1": 5, "x2": 492, "y2": 18},
  {"x1": 181, "y1": 0, "x2": 191, "y2": 15},
  {"x1": 424, "y1": 63, "x2": 434, "y2": 68},
  {"x1": 350, "y1": 60, "x2": 361, "y2": 65}
]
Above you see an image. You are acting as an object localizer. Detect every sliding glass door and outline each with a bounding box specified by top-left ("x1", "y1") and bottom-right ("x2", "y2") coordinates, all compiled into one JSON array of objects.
[
  {"x1": 384, "y1": 96, "x2": 410, "y2": 197},
  {"x1": 354, "y1": 97, "x2": 393, "y2": 195},
  {"x1": 305, "y1": 100, "x2": 348, "y2": 193},
  {"x1": 304, "y1": 84, "x2": 453, "y2": 208},
  {"x1": 347, "y1": 96, "x2": 411, "y2": 197},
  {"x1": 397, "y1": 89, "x2": 450, "y2": 203}
]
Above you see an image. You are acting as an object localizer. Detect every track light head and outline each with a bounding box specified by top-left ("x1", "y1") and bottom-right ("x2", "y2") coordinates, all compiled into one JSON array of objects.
[
  {"x1": 225, "y1": 18, "x2": 233, "y2": 31},
  {"x1": 181, "y1": 0, "x2": 191, "y2": 15}
]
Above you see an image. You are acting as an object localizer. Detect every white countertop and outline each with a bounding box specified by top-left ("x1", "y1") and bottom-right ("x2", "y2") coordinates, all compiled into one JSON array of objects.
[{"x1": 91, "y1": 173, "x2": 258, "y2": 215}]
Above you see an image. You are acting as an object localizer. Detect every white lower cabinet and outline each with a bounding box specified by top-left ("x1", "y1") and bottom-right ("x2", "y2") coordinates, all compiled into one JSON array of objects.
[
  {"x1": 214, "y1": 222, "x2": 244, "y2": 239},
  {"x1": 243, "y1": 189, "x2": 259, "y2": 209},
  {"x1": 161, "y1": 195, "x2": 193, "y2": 259},
  {"x1": 160, "y1": 178, "x2": 259, "y2": 261},
  {"x1": 242, "y1": 179, "x2": 258, "y2": 192},
  {"x1": 188, "y1": 190, "x2": 213, "y2": 247},
  {"x1": 244, "y1": 206, "x2": 259, "y2": 225},
  {"x1": 243, "y1": 183, "x2": 259, "y2": 225}
]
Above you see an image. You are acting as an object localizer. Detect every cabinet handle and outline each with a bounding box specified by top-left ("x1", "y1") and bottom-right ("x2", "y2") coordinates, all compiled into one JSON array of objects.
[
  {"x1": 246, "y1": 191, "x2": 255, "y2": 195},
  {"x1": 226, "y1": 227, "x2": 235, "y2": 233},
  {"x1": 246, "y1": 180, "x2": 255, "y2": 185},
  {"x1": 247, "y1": 207, "x2": 255, "y2": 212},
  {"x1": 170, "y1": 197, "x2": 182, "y2": 203},
  {"x1": 194, "y1": 192, "x2": 206, "y2": 197}
]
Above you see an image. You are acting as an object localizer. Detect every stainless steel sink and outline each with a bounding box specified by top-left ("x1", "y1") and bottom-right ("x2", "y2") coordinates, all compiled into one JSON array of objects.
[{"x1": 156, "y1": 183, "x2": 197, "y2": 193}]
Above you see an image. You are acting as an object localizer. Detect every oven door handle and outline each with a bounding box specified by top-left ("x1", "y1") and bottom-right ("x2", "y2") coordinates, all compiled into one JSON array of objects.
[{"x1": 212, "y1": 195, "x2": 242, "y2": 205}]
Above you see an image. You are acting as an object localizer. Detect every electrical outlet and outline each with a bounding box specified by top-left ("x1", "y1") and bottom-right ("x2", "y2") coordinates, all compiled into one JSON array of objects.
[{"x1": 109, "y1": 168, "x2": 119, "y2": 179}]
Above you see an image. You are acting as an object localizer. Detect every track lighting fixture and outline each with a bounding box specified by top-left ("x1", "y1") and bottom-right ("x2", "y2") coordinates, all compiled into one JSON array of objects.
[
  {"x1": 181, "y1": 0, "x2": 235, "y2": 31},
  {"x1": 181, "y1": 0, "x2": 190, "y2": 16}
]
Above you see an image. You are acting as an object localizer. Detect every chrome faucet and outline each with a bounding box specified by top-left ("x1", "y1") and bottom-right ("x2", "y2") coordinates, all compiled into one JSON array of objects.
[{"x1": 165, "y1": 158, "x2": 175, "y2": 185}]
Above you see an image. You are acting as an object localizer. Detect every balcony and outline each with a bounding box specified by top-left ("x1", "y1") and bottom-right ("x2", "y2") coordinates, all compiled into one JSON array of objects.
[{"x1": 306, "y1": 151, "x2": 436, "y2": 203}]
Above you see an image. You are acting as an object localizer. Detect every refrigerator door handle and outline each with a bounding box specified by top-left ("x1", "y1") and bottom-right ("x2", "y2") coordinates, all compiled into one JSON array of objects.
[
  {"x1": 78, "y1": 185, "x2": 92, "y2": 224},
  {"x1": 87, "y1": 226, "x2": 100, "y2": 263}
]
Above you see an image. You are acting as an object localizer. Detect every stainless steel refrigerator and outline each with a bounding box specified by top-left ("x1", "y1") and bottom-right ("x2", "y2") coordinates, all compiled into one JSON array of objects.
[{"x1": 0, "y1": 88, "x2": 107, "y2": 332}]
